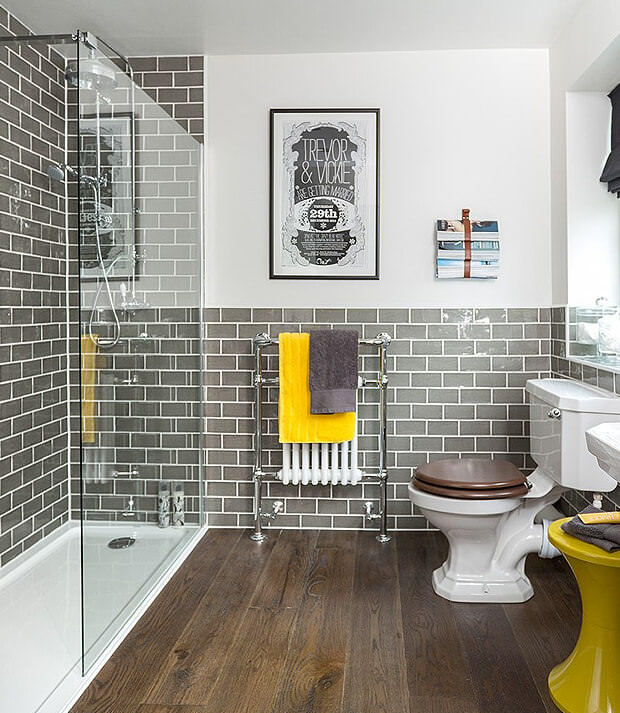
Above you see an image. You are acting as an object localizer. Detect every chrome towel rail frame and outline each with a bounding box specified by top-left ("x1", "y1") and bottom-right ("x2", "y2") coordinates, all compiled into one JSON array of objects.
[{"x1": 250, "y1": 331, "x2": 392, "y2": 543}]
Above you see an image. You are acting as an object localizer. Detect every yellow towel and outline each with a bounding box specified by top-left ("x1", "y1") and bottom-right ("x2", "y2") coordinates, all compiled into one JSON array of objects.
[
  {"x1": 278, "y1": 332, "x2": 356, "y2": 443},
  {"x1": 81, "y1": 334, "x2": 98, "y2": 444}
]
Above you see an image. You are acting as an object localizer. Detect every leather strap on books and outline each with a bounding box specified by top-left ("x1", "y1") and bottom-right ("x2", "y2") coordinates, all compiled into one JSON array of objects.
[{"x1": 462, "y1": 208, "x2": 471, "y2": 278}]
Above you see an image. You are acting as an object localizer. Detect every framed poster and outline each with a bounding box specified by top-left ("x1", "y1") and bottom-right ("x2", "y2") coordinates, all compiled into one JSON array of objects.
[
  {"x1": 270, "y1": 108, "x2": 379, "y2": 279},
  {"x1": 79, "y1": 112, "x2": 135, "y2": 281}
]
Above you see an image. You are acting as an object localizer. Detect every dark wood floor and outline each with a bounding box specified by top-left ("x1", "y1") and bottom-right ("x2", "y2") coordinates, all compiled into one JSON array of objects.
[{"x1": 70, "y1": 529, "x2": 581, "y2": 713}]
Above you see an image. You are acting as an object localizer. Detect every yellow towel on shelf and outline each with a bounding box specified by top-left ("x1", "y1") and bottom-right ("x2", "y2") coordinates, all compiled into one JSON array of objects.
[
  {"x1": 278, "y1": 332, "x2": 356, "y2": 444},
  {"x1": 81, "y1": 334, "x2": 98, "y2": 444}
]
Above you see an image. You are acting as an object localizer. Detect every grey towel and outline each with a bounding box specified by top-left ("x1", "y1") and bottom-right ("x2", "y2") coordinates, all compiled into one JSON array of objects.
[
  {"x1": 561, "y1": 505, "x2": 620, "y2": 553},
  {"x1": 309, "y1": 329, "x2": 359, "y2": 414}
]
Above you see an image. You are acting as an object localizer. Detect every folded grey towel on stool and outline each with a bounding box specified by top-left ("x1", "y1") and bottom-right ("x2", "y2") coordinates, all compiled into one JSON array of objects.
[
  {"x1": 561, "y1": 505, "x2": 620, "y2": 552},
  {"x1": 309, "y1": 329, "x2": 359, "y2": 414}
]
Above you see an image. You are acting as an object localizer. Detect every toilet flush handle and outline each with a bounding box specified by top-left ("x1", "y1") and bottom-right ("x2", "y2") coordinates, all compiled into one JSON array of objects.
[{"x1": 547, "y1": 408, "x2": 561, "y2": 420}]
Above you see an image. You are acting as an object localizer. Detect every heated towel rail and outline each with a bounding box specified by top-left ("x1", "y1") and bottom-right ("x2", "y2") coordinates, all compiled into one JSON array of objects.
[{"x1": 251, "y1": 331, "x2": 392, "y2": 543}]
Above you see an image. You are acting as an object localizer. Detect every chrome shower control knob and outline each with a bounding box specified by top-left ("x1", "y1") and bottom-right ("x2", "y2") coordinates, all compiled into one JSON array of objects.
[{"x1": 547, "y1": 408, "x2": 561, "y2": 419}]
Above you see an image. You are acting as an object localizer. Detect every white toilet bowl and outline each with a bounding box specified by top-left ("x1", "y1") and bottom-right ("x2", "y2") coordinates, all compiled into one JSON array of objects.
[
  {"x1": 409, "y1": 475, "x2": 552, "y2": 602},
  {"x1": 408, "y1": 378, "x2": 620, "y2": 604}
]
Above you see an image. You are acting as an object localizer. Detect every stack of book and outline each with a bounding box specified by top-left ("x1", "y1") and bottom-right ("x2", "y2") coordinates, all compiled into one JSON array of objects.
[{"x1": 436, "y1": 219, "x2": 500, "y2": 279}]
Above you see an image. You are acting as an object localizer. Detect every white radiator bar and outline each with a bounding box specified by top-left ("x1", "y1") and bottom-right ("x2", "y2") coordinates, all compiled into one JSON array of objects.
[{"x1": 279, "y1": 430, "x2": 363, "y2": 486}]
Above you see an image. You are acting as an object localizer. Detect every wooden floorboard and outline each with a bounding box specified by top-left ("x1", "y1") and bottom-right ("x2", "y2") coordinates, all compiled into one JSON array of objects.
[
  {"x1": 249, "y1": 529, "x2": 320, "y2": 610},
  {"x1": 201, "y1": 530, "x2": 319, "y2": 713},
  {"x1": 529, "y1": 553, "x2": 582, "y2": 627},
  {"x1": 453, "y1": 599, "x2": 548, "y2": 713},
  {"x1": 341, "y1": 532, "x2": 410, "y2": 713},
  {"x1": 407, "y1": 696, "x2": 480, "y2": 713},
  {"x1": 204, "y1": 604, "x2": 298, "y2": 713},
  {"x1": 136, "y1": 707, "x2": 213, "y2": 713},
  {"x1": 70, "y1": 529, "x2": 242, "y2": 713},
  {"x1": 144, "y1": 530, "x2": 278, "y2": 705},
  {"x1": 504, "y1": 555, "x2": 581, "y2": 713},
  {"x1": 71, "y1": 530, "x2": 576, "y2": 713},
  {"x1": 272, "y1": 530, "x2": 356, "y2": 713},
  {"x1": 397, "y1": 532, "x2": 478, "y2": 712}
]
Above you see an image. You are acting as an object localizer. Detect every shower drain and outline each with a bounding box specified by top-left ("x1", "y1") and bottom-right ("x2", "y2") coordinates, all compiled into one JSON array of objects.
[{"x1": 108, "y1": 537, "x2": 136, "y2": 550}]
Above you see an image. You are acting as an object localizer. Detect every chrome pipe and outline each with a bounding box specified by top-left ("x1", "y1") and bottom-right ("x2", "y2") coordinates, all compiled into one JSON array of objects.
[
  {"x1": 114, "y1": 468, "x2": 139, "y2": 477},
  {"x1": 257, "y1": 470, "x2": 384, "y2": 481},
  {"x1": 250, "y1": 337, "x2": 267, "y2": 542},
  {"x1": 0, "y1": 33, "x2": 78, "y2": 46},
  {"x1": 377, "y1": 340, "x2": 387, "y2": 478},
  {"x1": 250, "y1": 474, "x2": 267, "y2": 542},
  {"x1": 377, "y1": 338, "x2": 391, "y2": 543},
  {"x1": 250, "y1": 332, "x2": 391, "y2": 348},
  {"x1": 253, "y1": 339, "x2": 263, "y2": 476}
]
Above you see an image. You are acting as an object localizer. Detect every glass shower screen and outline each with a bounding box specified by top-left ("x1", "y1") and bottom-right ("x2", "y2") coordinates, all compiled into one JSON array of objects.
[{"x1": 73, "y1": 34, "x2": 205, "y2": 673}]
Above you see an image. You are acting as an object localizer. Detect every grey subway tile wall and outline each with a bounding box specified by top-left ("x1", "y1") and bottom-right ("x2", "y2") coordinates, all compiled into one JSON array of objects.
[
  {"x1": 0, "y1": 9, "x2": 69, "y2": 565},
  {"x1": 205, "y1": 307, "x2": 552, "y2": 530},
  {"x1": 65, "y1": 57, "x2": 203, "y2": 310},
  {"x1": 128, "y1": 56, "x2": 204, "y2": 143},
  {"x1": 128, "y1": 55, "x2": 205, "y2": 309},
  {"x1": 71, "y1": 307, "x2": 203, "y2": 524},
  {"x1": 67, "y1": 56, "x2": 205, "y2": 522}
]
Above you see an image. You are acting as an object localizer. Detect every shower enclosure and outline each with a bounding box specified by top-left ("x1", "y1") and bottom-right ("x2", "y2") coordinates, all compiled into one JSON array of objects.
[{"x1": 0, "y1": 23, "x2": 205, "y2": 713}]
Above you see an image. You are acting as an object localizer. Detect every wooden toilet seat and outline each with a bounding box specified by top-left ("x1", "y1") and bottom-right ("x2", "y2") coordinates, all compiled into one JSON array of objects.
[{"x1": 413, "y1": 458, "x2": 530, "y2": 499}]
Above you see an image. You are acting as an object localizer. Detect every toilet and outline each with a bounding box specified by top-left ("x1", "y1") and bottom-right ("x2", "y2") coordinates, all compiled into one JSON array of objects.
[{"x1": 408, "y1": 378, "x2": 620, "y2": 603}]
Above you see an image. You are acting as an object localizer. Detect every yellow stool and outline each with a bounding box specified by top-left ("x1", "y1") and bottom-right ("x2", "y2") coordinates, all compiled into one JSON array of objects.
[{"x1": 547, "y1": 518, "x2": 620, "y2": 713}]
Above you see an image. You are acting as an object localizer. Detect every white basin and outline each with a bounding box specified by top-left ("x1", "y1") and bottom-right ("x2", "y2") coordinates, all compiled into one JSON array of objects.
[{"x1": 586, "y1": 422, "x2": 620, "y2": 483}]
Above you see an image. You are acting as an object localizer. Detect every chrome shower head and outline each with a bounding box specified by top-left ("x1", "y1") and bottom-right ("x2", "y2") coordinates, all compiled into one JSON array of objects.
[
  {"x1": 47, "y1": 163, "x2": 78, "y2": 183},
  {"x1": 47, "y1": 163, "x2": 100, "y2": 189},
  {"x1": 65, "y1": 58, "x2": 117, "y2": 92},
  {"x1": 46, "y1": 163, "x2": 66, "y2": 182}
]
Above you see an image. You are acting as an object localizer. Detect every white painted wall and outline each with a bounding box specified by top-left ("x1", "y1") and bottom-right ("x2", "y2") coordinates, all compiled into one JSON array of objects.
[
  {"x1": 206, "y1": 50, "x2": 551, "y2": 307},
  {"x1": 550, "y1": 0, "x2": 620, "y2": 305}
]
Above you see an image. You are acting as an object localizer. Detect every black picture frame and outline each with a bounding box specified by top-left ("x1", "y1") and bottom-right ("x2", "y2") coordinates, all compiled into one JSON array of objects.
[{"x1": 270, "y1": 108, "x2": 380, "y2": 280}]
